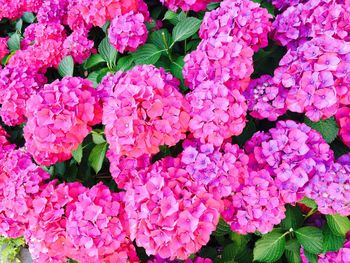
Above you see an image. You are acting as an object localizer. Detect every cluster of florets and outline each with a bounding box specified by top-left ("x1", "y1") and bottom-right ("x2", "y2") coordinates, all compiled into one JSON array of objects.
[
  {"x1": 274, "y1": 36, "x2": 350, "y2": 121},
  {"x1": 0, "y1": 37, "x2": 8, "y2": 61},
  {"x1": 271, "y1": 0, "x2": 305, "y2": 10},
  {"x1": 159, "y1": 0, "x2": 212, "y2": 11},
  {"x1": 109, "y1": 11, "x2": 148, "y2": 53},
  {"x1": 272, "y1": 0, "x2": 350, "y2": 48},
  {"x1": 245, "y1": 120, "x2": 333, "y2": 203},
  {"x1": 63, "y1": 28, "x2": 94, "y2": 63},
  {"x1": 0, "y1": 0, "x2": 42, "y2": 20},
  {"x1": 186, "y1": 81, "x2": 247, "y2": 146},
  {"x1": 336, "y1": 107, "x2": 350, "y2": 148},
  {"x1": 244, "y1": 75, "x2": 287, "y2": 121},
  {"x1": 101, "y1": 65, "x2": 189, "y2": 158},
  {"x1": 183, "y1": 37, "x2": 254, "y2": 91},
  {"x1": 149, "y1": 256, "x2": 213, "y2": 263},
  {"x1": 200, "y1": 0, "x2": 272, "y2": 52},
  {"x1": 124, "y1": 157, "x2": 221, "y2": 260},
  {"x1": 24, "y1": 77, "x2": 102, "y2": 166}
]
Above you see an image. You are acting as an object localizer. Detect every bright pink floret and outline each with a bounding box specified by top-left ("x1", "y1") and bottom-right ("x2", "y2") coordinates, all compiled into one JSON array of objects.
[{"x1": 159, "y1": 0, "x2": 213, "y2": 12}]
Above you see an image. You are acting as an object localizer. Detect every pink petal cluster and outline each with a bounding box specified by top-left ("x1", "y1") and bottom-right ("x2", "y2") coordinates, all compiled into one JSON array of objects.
[
  {"x1": 244, "y1": 75, "x2": 287, "y2": 121},
  {"x1": 336, "y1": 106, "x2": 350, "y2": 148},
  {"x1": 149, "y1": 256, "x2": 212, "y2": 263},
  {"x1": 245, "y1": 120, "x2": 334, "y2": 203},
  {"x1": 101, "y1": 65, "x2": 189, "y2": 158},
  {"x1": 272, "y1": 0, "x2": 350, "y2": 48},
  {"x1": 222, "y1": 169, "x2": 286, "y2": 234},
  {"x1": 24, "y1": 77, "x2": 102, "y2": 166},
  {"x1": 274, "y1": 36, "x2": 350, "y2": 121},
  {"x1": 125, "y1": 158, "x2": 221, "y2": 260},
  {"x1": 0, "y1": 37, "x2": 8, "y2": 62},
  {"x1": 271, "y1": 0, "x2": 305, "y2": 10},
  {"x1": 199, "y1": 0, "x2": 272, "y2": 52},
  {"x1": 0, "y1": 0, "x2": 43, "y2": 20},
  {"x1": 186, "y1": 81, "x2": 247, "y2": 146},
  {"x1": 63, "y1": 28, "x2": 94, "y2": 64},
  {"x1": 159, "y1": 0, "x2": 213, "y2": 12},
  {"x1": 108, "y1": 11, "x2": 148, "y2": 53},
  {"x1": 183, "y1": 37, "x2": 254, "y2": 91},
  {"x1": 66, "y1": 183, "x2": 137, "y2": 262},
  {"x1": 0, "y1": 127, "x2": 8, "y2": 146},
  {"x1": 0, "y1": 146, "x2": 49, "y2": 238}
]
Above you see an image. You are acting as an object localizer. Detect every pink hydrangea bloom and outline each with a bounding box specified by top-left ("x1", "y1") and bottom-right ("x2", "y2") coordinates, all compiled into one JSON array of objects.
[
  {"x1": 0, "y1": 37, "x2": 8, "y2": 62},
  {"x1": 183, "y1": 37, "x2": 254, "y2": 91},
  {"x1": 24, "y1": 77, "x2": 102, "y2": 166},
  {"x1": 186, "y1": 81, "x2": 247, "y2": 146},
  {"x1": 109, "y1": 11, "x2": 148, "y2": 53},
  {"x1": 336, "y1": 107, "x2": 350, "y2": 148},
  {"x1": 36, "y1": 0, "x2": 70, "y2": 24},
  {"x1": 0, "y1": 146, "x2": 49, "y2": 238},
  {"x1": 149, "y1": 256, "x2": 212, "y2": 263},
  {"x1": 271, "y1": 0, "x2": 305, "y2": 10},
  {"x1": 63, "y1": 28, "x2": 94, "y2": 64},
  {"x1": 272, "y1": 0, "x2": 350, "y2": 48},
  {"x1": 25, "y1": 181, "x2": 86, "y2": 263},
  {"x1": 0, "y1": 0, "x2": 43, "y2": 20},
  {"x1": 244, "y1": 75, "x2": 287, "y2": 121},
  {"x1": 66, "y1": 183, "x2": 138, "y2": 262},
  {"x1": 159, "y1": 0, "x2": 213, "y2": 11},
  {"x1": 0, "y1": 66, "x2": 47, "y2": 126},
  {"x1": 101, "y1": 65, "x2": 190, "y2": 158},
  {"x1": 0, "y1": 127, "x2": 8, "y2": 146},
  {"x1": 245, "y1": 120, "x2": 334, "y2": 203},
  {"x1": 125, "y1": 158, "x2": 221, "y2": 260},
  {"x1": 200, "y1": 0, "x2": 272, "y2": 51},
  {"x1": 222, "y1": 169, "x2": 286, "y2": 234},
  {"x1": 274, "y1": 36, "x2": 350, "y2": 121}
]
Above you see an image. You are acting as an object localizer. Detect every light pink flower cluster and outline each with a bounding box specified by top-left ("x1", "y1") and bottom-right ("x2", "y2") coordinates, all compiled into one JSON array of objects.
[
  {"x1": 274, "y1": 36, "x2": 350, "y2": 121},
  {"x1": 245, "y1": 120, "x2": 334, "y2": 203},
  {"x1": 183, "y1": 37, "x2": 254, "y2": 91},
  {"x1": 244, "y1": 75, "x2": 287, "y2": 121},
  {"x1": 222, "y1": 169, "x2": 286, "y2": 234},
  {"x1": 24, "y1": 77, "x2": 102, "y2": 166},
  {"x1": 125, "y1": 158, "x2": 221, "y2": 260},
  {"x1": 66, "y1": 183, "x2": 137, "y2": 262},
  {"x1": 109, "y1": 11, "x2": 148, "y2": 53},
  {"x1": 101, "y1": 65, "x2": 189, "y2": 158},
  {"x1": 0, "y1": 37, "x2": 8, "y2": 62},
  {"x1": 186, "y1": 81, "x2": 247, "y2": 146},
  {"x1": 0, "y1": 0, "x2": 42, "y2": 20},
  {"x1": 0, "y1": 146, "x2": 49, "y2": 238},
  {"x1": 336, "y1": 107, "x2": 350, "y2": 148},
  {"x1": 272, "y1": 0, "x2": 350, "y2": 48},
  {"x1": 159, "y1": 0, "x2": 213, "y2": 11},
  {"x1": 200, "y1": 0, "x2": 272, "y2": 52}
]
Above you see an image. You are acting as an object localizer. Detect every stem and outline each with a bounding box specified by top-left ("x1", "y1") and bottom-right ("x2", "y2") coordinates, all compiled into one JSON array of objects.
[
  {"x1": 162, "y1": 32, "x2": 173, "y2": 62},
  {"x1": 304, "y1": 208, "x2": 317, "y2": 221}
]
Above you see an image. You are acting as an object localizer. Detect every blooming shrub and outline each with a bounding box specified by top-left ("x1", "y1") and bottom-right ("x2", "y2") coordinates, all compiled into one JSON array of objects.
[{"x1": 0, "y1": 0, "x2": 350, "y2": 262}]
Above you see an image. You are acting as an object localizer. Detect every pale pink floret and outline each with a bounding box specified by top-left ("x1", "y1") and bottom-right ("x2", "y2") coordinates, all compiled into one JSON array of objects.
[
  {"x1": 109, "y1": 11, "x2": 148, "y2": 53},
  {"x1": 200, "y1": 0, "x2": 272, "y2": 51},
  {"x1": 186, "y1": 81, "x2": 247, "y2": 146},
  {"x1": 183, "y1": 37, "x2": 254, "y2": 91},
  {"x1": 159, "y1": 0, "x2": 213, "y2": 11},
  {"x1": 101, "y1": 65, "x2": 190, "y2": 158},
  {"x1": 24, "y1": 77, "x2": 102, "y2": 166},
  {"x1": 125, "y1": 158, "x2": 221, "y2": 260}
]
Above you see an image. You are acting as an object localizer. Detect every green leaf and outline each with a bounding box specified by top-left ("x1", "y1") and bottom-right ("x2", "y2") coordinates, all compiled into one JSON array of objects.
[
  {"x1": 92, "y1": 133, "x2": 106, "y2": 145},
  {"x1": 285, "y1": 239, "x2": 301, "y2": 263},
  {"x1": 172, "y1": 17, "x2": 202, "y2": 44},
  {"x1": 163, "y1": 10, "x2": 177, "y2": 21},
  {"x1": 102, "y1": 21, "x2": 110, "y2": 33},
  {"x1": 96, "y1": 68, "x2": 111, "y2": 84},
  {"x1": 303, "y1": 250, "x2": 318, "y2": 263},
  {"x1": 72, "y1": 144, "x2": 83, "y2": 164},
  {"x1": 304, "y1": 117, "x2": 339, "y2": 143},
  {"x1": 83, "y1": 54, "x2": 105, "y2": 69},
  {"x1": 98, "y1": 37, "x2": 118, "y2": 68},
  {"x1": 213, "y1": 218, "x2": 231, "y2": 236},
  {"x1": 133, "y1": 44, "x2": 164, "y2": 65},
  {"x1": 15, "y1": 19, "x2": 23, "y2": 32},
  {"x1": 87, "y1": 72, "x2": 99, "y2": 87},
  {"x1": 8, "y1": 33, "x2": 21, "y2": 52},
  {"x1": 298, "y1": 197, "x2": 317, "y2": 209},
  {"x1": 281, "y1": 205, "x2": 304, "y2": 231},
  {"x1": 222, "y1": 243, "x2": 238, "y2": 263},
  {"x1": 323, "y1": 224, "x2": 345, "y2": 252},
  {"x1": 207, "y1": 2, "x2": 220, "y2": 10},
  {"x1": 88, "y1": 143, "x2": 107, "y2": 174},
  {"x1": 295, "y1": 226, "x2": 323, "y2": 254},
  {"x1": 58, "y1": 56, "x2": 74, "y2": 77},
  {"x1": 326, "y1": 214, "x2": 350, "y2": 236},
  {"x1": 150, "y1": 29, "x2": 171, "y2": 50},
  {"x1": 116, "y1": 55, "x2": 134, "y2": 71},
  {"x1": 253, "y1": 230, "x2": 286, "y2": 263},
  {"x1": 22, "y1": 12, "x2": 35, "y2": 23},
  {"x1": 170, "y1": 56, "x2": 184, "y2": 80}
]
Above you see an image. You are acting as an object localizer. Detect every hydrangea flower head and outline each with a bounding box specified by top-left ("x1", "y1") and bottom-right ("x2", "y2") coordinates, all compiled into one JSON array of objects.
[
  {"x1": 200, "y1": 0, "x2": 272, "y2": 51},
  {"x1": 101, "y1": 65, "x2": 189, "y2": 158},
  {"x1": 186, "y1": 81, "x2": 247, "y2": 146},
  {"x1": 244, "y1": 75, "x2": 287, "y2": 121},
  {"x1": 24, "y1": 77, "x2": 102, "y2": 166},
  {"x1": 63, "y1": 28, "x2": 94, "y2": 64},
  {"x1": 159, "y1": 0, "x2": 213, "y2": 11},
  {"x1": 183, "y1": 37, "x2": 254, "y2": 91},
  {"x1": 109, "y1": 11, "x2": 148, "y2": 53},
  {"x1": 336, "y1": 106, "x2": 350, "y2": 148}
]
